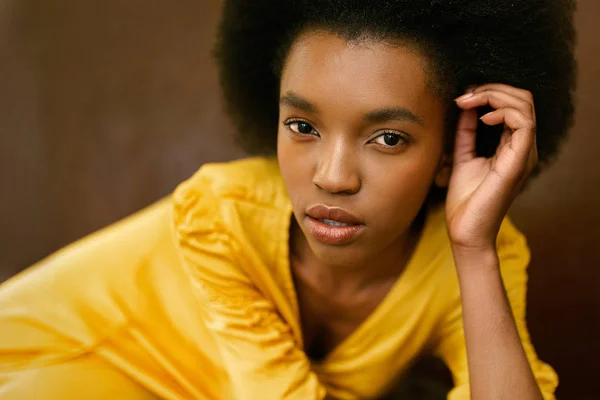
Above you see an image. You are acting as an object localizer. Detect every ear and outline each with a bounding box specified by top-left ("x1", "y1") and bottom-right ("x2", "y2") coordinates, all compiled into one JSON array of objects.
[{"x1": 434, "y1": 155, "x2": 452, "y2": 188}]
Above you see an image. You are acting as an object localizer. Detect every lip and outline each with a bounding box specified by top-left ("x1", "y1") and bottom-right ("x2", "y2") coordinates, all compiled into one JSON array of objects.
[
  {"x1": 306, "y1": 204, "x2": 363, "y2": 225},
  {"x1": 305, "y1": 204, "x2": 364, "y2": 245}
]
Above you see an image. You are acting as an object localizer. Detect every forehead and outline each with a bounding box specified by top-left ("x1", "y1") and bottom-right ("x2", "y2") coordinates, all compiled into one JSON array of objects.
[
  {"x1": 283, "y1": 32, "x2": 433, "y2": 96},
  {"x1": 279, "y1": 31, "x2": 443, "y2": 127}
]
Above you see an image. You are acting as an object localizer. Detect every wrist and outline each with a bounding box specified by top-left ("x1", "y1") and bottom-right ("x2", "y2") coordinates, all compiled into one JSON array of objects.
[
  {"x1": 446, "y1": 219, "x2": 501, "y2": 252},
  {"x1": 450, "y1": 240, "x2": 496, "y2": 256},
  {"x1": 451, "y1": 244, "x2": 499, "y2": 274}
]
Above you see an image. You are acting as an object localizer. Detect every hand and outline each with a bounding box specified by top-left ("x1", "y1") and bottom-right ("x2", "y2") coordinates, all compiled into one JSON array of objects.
[{"x1": 445, "y1": 84, "x2": 538, "y2": 250}]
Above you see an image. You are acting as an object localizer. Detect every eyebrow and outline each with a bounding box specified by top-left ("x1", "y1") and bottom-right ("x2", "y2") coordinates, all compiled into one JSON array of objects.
[
  {"x1": 365, "y1": 107, "x2": 424, "y2": 127},
  {"x1": 279, "y1": 92, "x2": 319, "y2": 114},
  {"x1": 279, "y1": 91, "x2": 424, "y2": 127}
]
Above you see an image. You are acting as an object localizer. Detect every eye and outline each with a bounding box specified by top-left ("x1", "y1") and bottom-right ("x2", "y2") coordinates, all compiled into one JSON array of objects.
[
  {"x1": 283, "y1": 119, "x2": 319, "y2": 136},
  {"x1": 371, "y1": 132, "x2": 409, "y2": 147}
]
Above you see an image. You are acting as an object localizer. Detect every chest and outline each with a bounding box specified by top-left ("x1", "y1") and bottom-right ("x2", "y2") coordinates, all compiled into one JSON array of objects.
[
  {"x1": 291, "y1": 263, "x2": 395, "y2": 361},
  {"x1": 285, "y1": 259, "x2": 442, "y2": 399}
]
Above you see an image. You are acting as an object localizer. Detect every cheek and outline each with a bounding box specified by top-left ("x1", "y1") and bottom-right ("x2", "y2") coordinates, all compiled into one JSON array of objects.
[
  {"x1": 364, "y1": 151, "x2": 441, "y2": 216},
  {"x1": 277, "y1": 129, "x2": 311, "y2": 198}
]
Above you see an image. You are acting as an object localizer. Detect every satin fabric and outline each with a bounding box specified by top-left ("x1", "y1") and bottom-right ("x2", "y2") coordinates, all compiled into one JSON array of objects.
[{"x1": 0, "y1": 157, "x2": 557, "y2": 399}]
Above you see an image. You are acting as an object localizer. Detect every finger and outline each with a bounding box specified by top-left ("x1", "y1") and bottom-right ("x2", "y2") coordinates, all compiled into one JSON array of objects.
[
  {"x1": 453, "y1": 108, "x2": 479, "y2": 165},
  {"x1": 474, "y1": 85, "x2": 536, "y2": 123},
  {"x1": 455, "y1": 89, "x2": 535, "y2": 122},
  {"x1": 498, "y1": 131, "x2": 538, "y2": 187},
  {"x1": 472, "y1": 84, "x2": 534, "y2": 105},
  {"x1": 511, "y1": 145, "x2": 537, "y2": 194},
  {"x1": 481, "y1": 108, "x2": 536, "y2": 164},
  {"x1": 526, "y1": 133, "x2": 539, "y2": 171},
  {"x1": 495, "y1": 129, "x2": 512, "y2": 154}
]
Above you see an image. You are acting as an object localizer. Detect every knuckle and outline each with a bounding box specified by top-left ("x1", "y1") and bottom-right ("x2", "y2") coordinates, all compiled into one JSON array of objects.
[
  {"x1": 527, "y1": 102, "x2": 535, "y2": 114},
  {"x1": 522, "y1": 118, "x2": 536, "y2": 131},
  {"x1": 530, "y1": 121, "x2": 537, "y2": 131},
  {"x1": 526, "y1": 93, "x2": 535, "y2": 106},
  {"x1": 472, "y1": 90, "x2": 486, "y2": 101},
  {"x1": 525, "y1": 90, "x2": 534, "y2": 101}
]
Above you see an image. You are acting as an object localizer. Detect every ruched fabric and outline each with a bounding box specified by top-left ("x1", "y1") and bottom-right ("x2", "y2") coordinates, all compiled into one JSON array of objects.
[{"x1": 0, "y1": 157, "x2": 557, "y2": 399}]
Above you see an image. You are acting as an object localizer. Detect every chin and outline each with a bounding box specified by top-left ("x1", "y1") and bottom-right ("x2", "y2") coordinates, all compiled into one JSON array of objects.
[{"x1": 308, "y1": 239, "x2": 373, "y2": 269}]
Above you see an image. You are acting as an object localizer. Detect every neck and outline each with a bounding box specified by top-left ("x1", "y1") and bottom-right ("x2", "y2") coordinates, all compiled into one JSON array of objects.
[{"x1": 289, "y1": 213, "x2": 425, "y2": 291}]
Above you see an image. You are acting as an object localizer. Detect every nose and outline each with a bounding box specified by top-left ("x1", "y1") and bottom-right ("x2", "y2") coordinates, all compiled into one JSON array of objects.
[{"x1": 313, "y1": 140, "x2": 361, "y2": 195}]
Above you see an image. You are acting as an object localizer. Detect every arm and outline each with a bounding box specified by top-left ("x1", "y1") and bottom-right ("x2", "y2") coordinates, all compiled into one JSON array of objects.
[
  {"x1": 433, "y1": 229, "x2": 558, "y2": 400},
  {"x1": 0, "y1": 354, "x2": 159, "y2": 400},
  {"x1": 446, "y1": 84, "x2": 552, "y2": 399},
  {"x1": 451, "y1": 246, "x2": 549, "y2": 400}
]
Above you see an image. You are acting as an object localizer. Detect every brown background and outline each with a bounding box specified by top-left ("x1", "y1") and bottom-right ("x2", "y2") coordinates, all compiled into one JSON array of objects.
[{"x1": 0, "y1": 1, "x2": 598, "y2": 398}]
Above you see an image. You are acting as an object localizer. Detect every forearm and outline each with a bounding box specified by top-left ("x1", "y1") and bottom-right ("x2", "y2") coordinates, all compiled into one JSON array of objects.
[{"x1": 452, "y1": 246, "x2": 542, "y2": 400}]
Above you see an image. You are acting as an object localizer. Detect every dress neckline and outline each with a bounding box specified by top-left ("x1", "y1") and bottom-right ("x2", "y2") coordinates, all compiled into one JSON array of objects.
[{"x1": 276, "y1": 198, "x2": 439, "y2": 365}]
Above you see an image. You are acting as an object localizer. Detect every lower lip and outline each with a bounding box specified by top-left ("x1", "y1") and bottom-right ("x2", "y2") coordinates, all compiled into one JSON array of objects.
[{"x1": 305, "y1": 216, "x2": 364, "y2": 245}]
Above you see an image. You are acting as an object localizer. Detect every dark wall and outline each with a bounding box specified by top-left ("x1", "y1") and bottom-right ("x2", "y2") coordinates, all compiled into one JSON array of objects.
[
  {"x1": 1, "y1": 1, "x2": 598, "y2": 398},
  {"x1": 0, "y1": 0, "x2": 244, "y2": 278},
  {"x1": 510, "y1": 2, "x2": 600, "y2": 398}
]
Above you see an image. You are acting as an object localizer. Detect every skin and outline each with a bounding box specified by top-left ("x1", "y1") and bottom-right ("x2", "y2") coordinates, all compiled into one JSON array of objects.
[
  {"x1": 277, "y1": 30, "x2": 542, "y2": 399},
  {"x1": 277, "y1": 31, "x2": 448, "y2": 358}
]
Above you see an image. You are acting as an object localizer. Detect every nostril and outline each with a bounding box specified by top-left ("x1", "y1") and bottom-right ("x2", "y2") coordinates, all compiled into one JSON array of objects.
[{"x1": 313, "y1": 178, "x2": 360, "y2": 195}]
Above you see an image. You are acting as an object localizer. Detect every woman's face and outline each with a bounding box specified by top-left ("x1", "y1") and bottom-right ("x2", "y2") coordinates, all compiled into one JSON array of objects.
[{"x1": 277, "y1": 31, "x2": 448, "y2": 267}]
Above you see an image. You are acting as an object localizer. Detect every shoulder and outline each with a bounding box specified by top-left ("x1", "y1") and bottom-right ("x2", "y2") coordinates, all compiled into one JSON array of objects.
[
  {"x1": 424, "y1": 208, "x2": 531, "y2": 310},
  {"x1": 171, "y1": 156, "x2": 292, "y2": 276},
  {"x1": 172, "y1": 157, "x2": 288, "y2": 218},
  {"x1": 174, "y1": 156, "x2": 284, "y2": 199},
  {"x1": 425, "y1": 206, "x2": 530, "y2": 272},
  {"x1": 428, "y1": 208, "x2": 533, "y2": 328},
  {"x1": 496, "y1": 216, "x2": 530, "y2": 266},
  {"x1": 427, "y1": 204, "x2": 528, "y2": 248}
]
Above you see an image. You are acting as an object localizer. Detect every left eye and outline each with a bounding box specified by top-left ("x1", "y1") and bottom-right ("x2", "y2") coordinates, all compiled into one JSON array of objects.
[
  {"x1": 373, "y1": 133, "x2": 405, "y2": 147},
  {"x1": 286, "y1": 121, "x2": 317, "y2": 135}
]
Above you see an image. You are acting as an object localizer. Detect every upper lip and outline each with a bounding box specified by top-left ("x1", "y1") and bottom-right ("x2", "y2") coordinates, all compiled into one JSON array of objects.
[{"x1": 306, "y1": 204, "x2": 363, "y2": 225}]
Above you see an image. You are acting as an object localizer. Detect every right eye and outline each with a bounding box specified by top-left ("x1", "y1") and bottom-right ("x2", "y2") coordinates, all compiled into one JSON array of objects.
[{"x1": 283, "y1": 120, "x2": 319, "y2": 136}]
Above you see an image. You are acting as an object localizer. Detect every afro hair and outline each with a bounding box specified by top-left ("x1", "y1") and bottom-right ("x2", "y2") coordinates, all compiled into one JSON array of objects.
[{"x1": 214, "y1": 0, "x2": 577, "y2": 177}]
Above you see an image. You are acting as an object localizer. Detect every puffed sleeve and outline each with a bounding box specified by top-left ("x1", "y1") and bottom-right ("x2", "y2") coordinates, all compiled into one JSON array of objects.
[
  {"x1": 433, "y1": 225, "x2": 558, "y2": 400},
  {"x1": 171, "y1": 172, "x2": 327, "y2": 400}
]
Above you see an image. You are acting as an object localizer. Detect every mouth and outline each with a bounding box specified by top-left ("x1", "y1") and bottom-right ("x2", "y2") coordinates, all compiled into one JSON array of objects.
[
  {"x1": 317, "y1": 219, "x2": 355, "y2": 227},
  {"x1": 305, "y1": 204, "x2": 364, "y2": 245},
  {"x1": 306, "y1": 204, "x2": 363, "y2": 225}
]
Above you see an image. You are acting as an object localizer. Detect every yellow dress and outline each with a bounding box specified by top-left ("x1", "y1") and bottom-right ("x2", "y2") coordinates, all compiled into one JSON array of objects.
[{"x1": 0, "y1": 157, "x2": 558, "y2": 400}]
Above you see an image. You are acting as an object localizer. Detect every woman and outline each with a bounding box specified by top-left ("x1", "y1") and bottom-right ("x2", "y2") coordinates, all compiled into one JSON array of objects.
[{"x1": 0, "y1": 0, "x2": 576, "y2": 399}]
